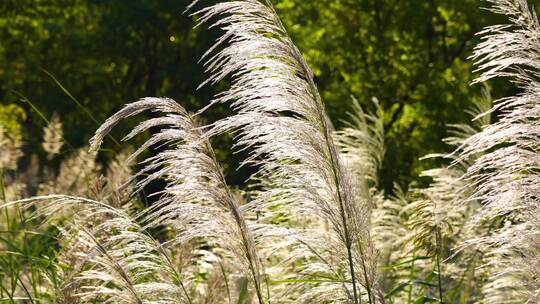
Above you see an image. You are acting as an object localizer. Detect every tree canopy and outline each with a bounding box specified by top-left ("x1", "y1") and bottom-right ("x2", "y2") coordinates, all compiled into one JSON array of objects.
[{"x1": 0, "y1": 0, "x2": 521, "y2": 191}]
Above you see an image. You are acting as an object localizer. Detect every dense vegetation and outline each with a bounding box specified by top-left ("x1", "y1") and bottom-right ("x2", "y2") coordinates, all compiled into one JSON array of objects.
[
  {"x1": 0, "y1": 0, "x2": 512, "y2": 189},
  {"x1": 1, "y1": 0, "x2": 540, "y2": 303}
]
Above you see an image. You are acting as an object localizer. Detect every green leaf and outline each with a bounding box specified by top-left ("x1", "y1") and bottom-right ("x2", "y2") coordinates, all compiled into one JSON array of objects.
[
  {"x1": 386, "y1": 280, "x2": 438, "y2": 298},
  {"x1": 414, "y1": 296, "x2": 440, "y2": 304},
  {"x1": 385, "y1": 256, "x2": 432, "y2": 269},
  {"x1": 236, "y1": 277, "x2": 249, "y2": 304},
  {"x1": 270, "y1": 278, "x2": 350, "y2": 285},
  {"x1": 386, "y1": 281, "x2": 410, "y2": 298}
]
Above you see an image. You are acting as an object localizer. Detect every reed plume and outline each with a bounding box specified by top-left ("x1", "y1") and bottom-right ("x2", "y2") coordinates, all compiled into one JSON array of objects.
[
  {"x1": 14, "y1": 195, "x2": 189, "y2": 303},
  {"x1": 42, "y1": 113, "x2": 64, "y2": 159},
  {"x1": 187, "y1": 1, "x2": 383, "y2": 302},
  {"x1": 0, "y1": 124, "x2": 22, "y2": 173},
  {"x1": 90, "y1": 97, "x2": 267, "y2": 303},
  {"x1": 455, "y1": 0, "x2": 540, "y2": 301}
]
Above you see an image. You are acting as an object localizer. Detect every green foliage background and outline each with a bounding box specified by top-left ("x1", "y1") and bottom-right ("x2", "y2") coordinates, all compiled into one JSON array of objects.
[{"x1": 0, "y1": 0, "x2": 527, "y2": 191}]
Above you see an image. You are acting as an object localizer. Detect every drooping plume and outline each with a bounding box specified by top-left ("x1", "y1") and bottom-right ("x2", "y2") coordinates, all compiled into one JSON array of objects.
[
  {"x1": 13, "y1": 195, "x2": 189, "y2": 304},
  {"x1": 188, "y1": 1, "x2": 383, "y2": 302},
  {"x1": 456, "y1": 0, "x2": 540, "y2": 301},
  {"x1": 90, "y1": 97, "x2": 267, "y2": 303}
]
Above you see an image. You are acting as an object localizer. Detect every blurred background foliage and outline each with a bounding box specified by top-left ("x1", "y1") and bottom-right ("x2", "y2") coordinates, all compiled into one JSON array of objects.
[{"x1": 0, "y1": 0, "x2": 520, "y2": 193}]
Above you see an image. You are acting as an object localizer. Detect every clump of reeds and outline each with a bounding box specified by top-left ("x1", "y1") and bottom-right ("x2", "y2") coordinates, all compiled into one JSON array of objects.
[{"x1": 4, "y1": 0, "x2": 540, "y2": 303}]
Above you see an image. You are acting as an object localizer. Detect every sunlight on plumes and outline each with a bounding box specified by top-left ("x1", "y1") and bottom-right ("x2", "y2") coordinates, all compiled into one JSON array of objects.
[
  {"x1": 456, "y1": 0, "x2": 540, "y2": 301},
  {"x1": 42, "y1": 113, "x2": 64, "y2": 159},
  {"x1": 0, "y1": 124, "x2": 23, "y2": 171},
  {"x1": 2, "y1": 0, "x2": 540, "y2": 302},
  {"x1": 90, "y1": 97, "x2": 266, "y2": 303}
]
